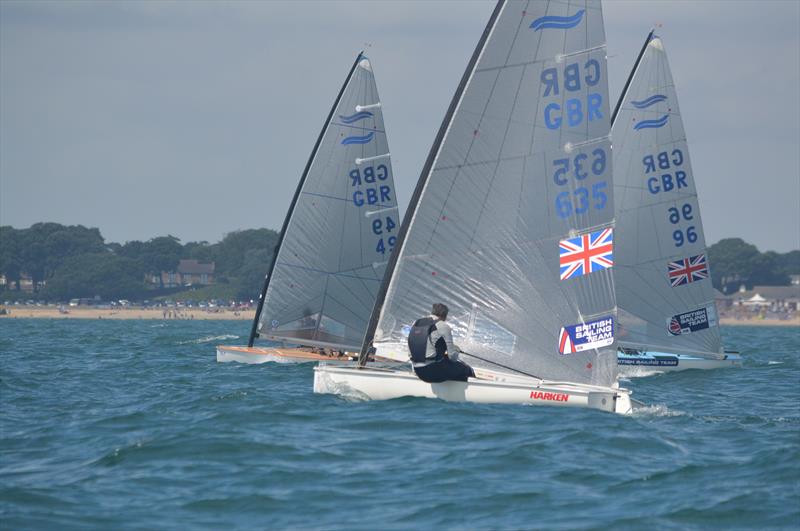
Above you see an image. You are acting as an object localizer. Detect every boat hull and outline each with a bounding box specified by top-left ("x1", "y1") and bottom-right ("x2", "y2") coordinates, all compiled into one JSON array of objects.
[
  {"x1": 313, "y1": 364, "x2": 636, "y2": 415},
  {"x1": 216, "y1": 345, "x2": 354, "y2": 364},
  {"x1": 617, "y1": 351, "x2": 742, "y2": 372}
]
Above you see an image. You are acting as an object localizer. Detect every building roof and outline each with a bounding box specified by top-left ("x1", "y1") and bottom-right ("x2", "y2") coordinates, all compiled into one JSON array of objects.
[
  {"x1": 733, "y1": 285, "x2": 800, "y2": 301},
  {"x1": 177, "y1": 259, "x2": 215, "y2": 275}
]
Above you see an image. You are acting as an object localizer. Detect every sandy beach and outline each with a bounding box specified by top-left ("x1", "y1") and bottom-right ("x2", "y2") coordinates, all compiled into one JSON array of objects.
[{"x1": 0, "y1": 306, "x2": 255, "y2": 321}]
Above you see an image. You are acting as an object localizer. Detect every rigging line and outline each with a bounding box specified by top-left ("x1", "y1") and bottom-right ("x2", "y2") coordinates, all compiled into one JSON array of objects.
[
  {"x1": 459, "y1": 349, "x2": 542, "y2": 381},
  {"x1": 329, "y1": 122, "x2": 385, "y2": 134}
]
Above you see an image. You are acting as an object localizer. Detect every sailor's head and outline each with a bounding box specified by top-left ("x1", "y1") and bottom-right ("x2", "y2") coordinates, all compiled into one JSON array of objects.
[{"x1": 431, "y1": 303, "x2": 449, "y2": 321}]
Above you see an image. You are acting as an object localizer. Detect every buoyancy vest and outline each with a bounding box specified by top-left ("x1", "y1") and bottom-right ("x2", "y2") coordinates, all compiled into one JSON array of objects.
[{"x1": 407, "y1": 317, "x2": 447, "y2": 364}]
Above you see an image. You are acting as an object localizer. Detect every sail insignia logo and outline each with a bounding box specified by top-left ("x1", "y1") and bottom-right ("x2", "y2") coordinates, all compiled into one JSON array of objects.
[
  {"x1": 530, "y1": 9, "x2": 585, "y2": 31},
  {"x1": 339, "y1": 111, "x2": 373, "y2": 124},
  {"x1": 667, "y1": 305, "x2": 716, "y2": 336},
  {"x1": 558, "y1": 316, "x2": 614, "y2": 355},
  {"x1": 634, "y1": 114, "x2": 669, "y2": 130},
  {"x1": 341, "y1": 132, "x2": 375, "y2": 145},
  {"x1": 631, "y1": 94, "x2": 667, "y2": 109}
]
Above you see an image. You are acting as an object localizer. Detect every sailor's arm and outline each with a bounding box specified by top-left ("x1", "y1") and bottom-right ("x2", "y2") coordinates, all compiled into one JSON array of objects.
[{"x1": 438, "y1": 321, "x2": 461, "y2": 361}]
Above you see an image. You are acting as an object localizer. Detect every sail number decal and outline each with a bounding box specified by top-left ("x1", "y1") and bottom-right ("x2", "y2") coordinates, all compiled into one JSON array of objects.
[
  {"x1": 668, "y1": 203, "x2": 697, "y2": 247},
  {"x1": 372, "y1": 216, "x2": 397, "y2": 255},
  {"x1": 643, "y1": 149, "x2": 689, "y2": 195},
  {"x1": 350, "y1": 164, "x2": 392, "y2": 207},
  {"x1": 349, "y1": 163, "x2": 396, "y2": 256},
  {"x1": 541, "y1": 59, "x2": 603, "y2": 130},
  {"x1": 553, "y1": 148, "x2": 608, "y2": 218}
]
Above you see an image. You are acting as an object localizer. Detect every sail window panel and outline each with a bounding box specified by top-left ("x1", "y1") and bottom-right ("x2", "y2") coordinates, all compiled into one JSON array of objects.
[{"x1": 263, "y1": 272, "x2": 327, "y2": 332}]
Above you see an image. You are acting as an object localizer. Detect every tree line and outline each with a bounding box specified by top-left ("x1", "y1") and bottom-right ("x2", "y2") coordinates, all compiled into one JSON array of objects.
[
  {"x1": 0, "y1": 223, "x2": 278, "y2": 302},
  {"x1": 0, "y1": 224, "x2": 796, "y2": 302}
]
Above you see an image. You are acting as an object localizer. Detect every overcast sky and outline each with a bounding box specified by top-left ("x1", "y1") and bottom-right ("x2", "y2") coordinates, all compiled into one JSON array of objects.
[{"x1": 1, "y1": 0, "x2": 798, "y2": 252}]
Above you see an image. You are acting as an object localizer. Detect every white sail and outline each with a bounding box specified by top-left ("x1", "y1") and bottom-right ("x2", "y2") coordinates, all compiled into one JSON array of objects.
[
  {"x1": 363, "y1": 0, "x2": 619, "y2": 387},
  {"x1": 249, "y1": 54, "x2": 399, "y2": 352},
  {"x1": 611, "y1": 34, "x2": 724, "y2": 358}
]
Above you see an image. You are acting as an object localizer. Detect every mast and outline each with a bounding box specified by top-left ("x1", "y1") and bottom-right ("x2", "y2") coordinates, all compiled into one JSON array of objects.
[
  {"x1": 358, "y1": 0, "x2": 505, "y2": 364},
  {"x1": 248, "y1": 51, "x2": 364, "y2": 347},
  {"x1": 611, "y1": 30, "x2": 654, "y2": 127}
]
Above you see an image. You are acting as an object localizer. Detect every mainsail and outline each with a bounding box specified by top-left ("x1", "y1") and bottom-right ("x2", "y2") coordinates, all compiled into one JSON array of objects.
[
  {"x1": 363, "y1": 0, "x2": 618, "y2": 386},
  {"x1": 611, "y1": 33, "x2": 723, "y2": 358},
  {"x1": 248, "y1": 53, "x2": 398, "y2": 351}
]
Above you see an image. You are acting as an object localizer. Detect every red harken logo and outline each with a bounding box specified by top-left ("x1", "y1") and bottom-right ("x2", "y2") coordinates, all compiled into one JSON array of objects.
[{"x1": 529, "y1": 391, "x2": 569, "y2": 402}]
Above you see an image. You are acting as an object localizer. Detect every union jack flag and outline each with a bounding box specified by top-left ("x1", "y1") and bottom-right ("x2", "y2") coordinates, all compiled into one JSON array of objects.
[
  {"x1": 559, "y1": 228, "x2": 614, "y2": 281},
  {"x1": 668, "y1": 253, "x2": 709, "y2": 287}
]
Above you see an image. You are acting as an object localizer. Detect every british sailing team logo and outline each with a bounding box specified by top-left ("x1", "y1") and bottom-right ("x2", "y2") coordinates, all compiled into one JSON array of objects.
[
  {"x1": 667, "y1": 306, "x2": 716, "y2": 336},
  {"x1": 558, "y1": 316, "x2": 614, "y2": 355},
  {"x1": 529, "y1": 9, "x2": 585, "y2": 31}
]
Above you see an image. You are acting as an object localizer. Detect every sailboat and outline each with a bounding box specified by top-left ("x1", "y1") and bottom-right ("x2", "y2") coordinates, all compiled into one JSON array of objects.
[
  {"x1": 611, "y1": 32, "x2": 742, "y2": 372},
  {"x1": 314, "y1": 0, "x2": 639, "y2": 414},
  {"x1": 217, "y1": 53, "x2": 399, "y2": 363}
]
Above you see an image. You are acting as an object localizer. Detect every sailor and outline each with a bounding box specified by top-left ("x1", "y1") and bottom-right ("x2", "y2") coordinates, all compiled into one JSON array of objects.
[{"x1": 407, "y1": 303, "x2": 475, "y2": 383}]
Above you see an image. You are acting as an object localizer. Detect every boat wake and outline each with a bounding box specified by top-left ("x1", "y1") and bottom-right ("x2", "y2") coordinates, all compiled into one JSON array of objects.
[
  {"x1": 631, "y1": 403, "x2": 686, "y2": 418},
  {"x1": 178, "y1": 334, "x2": 239, "y2": 345},
  {"x1": 619, "y1": 367, "x2": 665, "y2": 379}
]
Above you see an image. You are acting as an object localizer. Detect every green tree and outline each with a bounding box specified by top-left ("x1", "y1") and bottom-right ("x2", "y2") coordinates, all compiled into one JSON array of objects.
[
  {"x1": 43, "y1": 253, "x2": 145, "y2": 301},
  {"x1": 707, "y1": 238, "x2": 760, "y2": 292},
  {"x1": 0, "y1": 226, "x2": 23, "y2": 290},
  {"x1": 139, "y1": 236, "x2": 182, "y2": 288}
]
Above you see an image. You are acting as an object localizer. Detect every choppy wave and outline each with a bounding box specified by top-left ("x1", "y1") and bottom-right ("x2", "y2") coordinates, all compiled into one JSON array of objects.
[{"x1": 1, "y1": 320, "x2": 798, "y2": 529}]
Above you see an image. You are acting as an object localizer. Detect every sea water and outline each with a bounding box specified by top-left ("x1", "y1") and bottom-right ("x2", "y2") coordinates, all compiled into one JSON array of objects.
[{"x1": 1, "y1": 319, "x2": 798, "y2": 530}]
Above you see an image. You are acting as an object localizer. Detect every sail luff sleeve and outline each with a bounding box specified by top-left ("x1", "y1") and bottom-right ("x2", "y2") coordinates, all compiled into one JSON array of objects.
[
  {"x1": 248, "y1": 52, "x2": 364, "y2": 347},
  {"x1": 358, "y1": 0, "x2": 507, "y2": 364},
  {"x1": 611, "y1": 30, "x2": 655, "y2": 127}
]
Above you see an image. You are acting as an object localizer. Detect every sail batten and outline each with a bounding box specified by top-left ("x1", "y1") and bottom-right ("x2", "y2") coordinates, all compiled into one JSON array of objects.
[
  {"x1": 362, "y1": 0, "x2": 619, "y2": 386},
  {"x1": 249, "y1": 53, "x2": 399, "y2": 351},
  {"x1": 612, "y1": 34, "x2": 723, "y2": 358}
]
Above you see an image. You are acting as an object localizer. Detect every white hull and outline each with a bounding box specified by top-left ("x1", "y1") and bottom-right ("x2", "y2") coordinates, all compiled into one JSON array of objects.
[
  {"x1": 617, "y1": 351, "x2": 743, "y2": 373},
  {"x1": 314, "y1": 364, "x2": 637, "y2": 415},
  {"x1": 216, "y1": 345, "x2": 353, "y2": 365}
]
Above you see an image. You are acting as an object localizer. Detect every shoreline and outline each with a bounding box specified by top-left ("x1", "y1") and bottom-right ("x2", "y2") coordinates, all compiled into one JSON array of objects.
[
  {"x1": 1, "y1": 307, "x2": 797, "y2": 327},
  {"x1": 0, "y1": 307, "x2": 254, "y2": 321}
]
